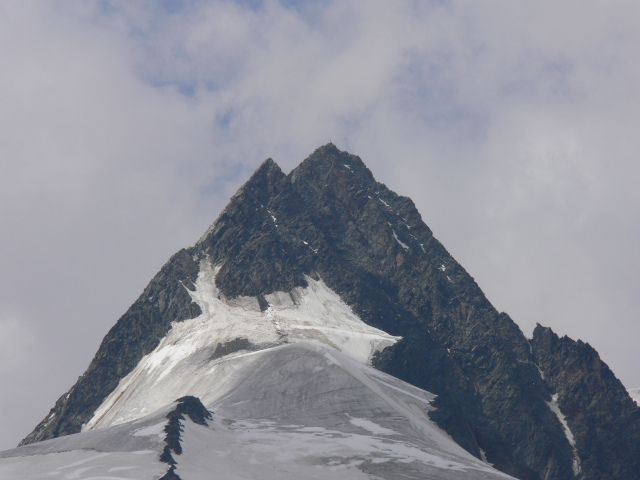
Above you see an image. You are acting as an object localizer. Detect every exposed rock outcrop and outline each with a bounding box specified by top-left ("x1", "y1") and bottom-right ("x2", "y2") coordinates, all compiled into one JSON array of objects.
[
  {"x1": 160, "y1": 396, "x2": 213, "y2": 480},
  {"x1": 531, "y1": 324, "x2": 640, "y2": 480}
]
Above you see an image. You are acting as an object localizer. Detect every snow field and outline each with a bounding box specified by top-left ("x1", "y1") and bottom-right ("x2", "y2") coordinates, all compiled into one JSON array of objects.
[
  {"x1": 1, "y1": 342, "x2": 515, "y2": 479},
  {"x1": 0, "y1": 449, "x2": 165, "y2": 480}
]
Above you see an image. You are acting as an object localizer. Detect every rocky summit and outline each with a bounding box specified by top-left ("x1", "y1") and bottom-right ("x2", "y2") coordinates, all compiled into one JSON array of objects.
[{"x1": 13, "y1": 144, "x2": 640, "y2": 480}]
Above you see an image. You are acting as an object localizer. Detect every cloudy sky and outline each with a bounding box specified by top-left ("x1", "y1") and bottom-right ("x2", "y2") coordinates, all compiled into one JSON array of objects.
[{"x1": 2, "y1": 0, "x2": 640, "y2": 450}]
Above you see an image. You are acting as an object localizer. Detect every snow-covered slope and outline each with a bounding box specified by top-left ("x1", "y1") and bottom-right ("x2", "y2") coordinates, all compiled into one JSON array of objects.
[
  {"x1": 0, "y1": 406, "x2": 170, "y2": 479},
  {"x1": 0, "y1": 258, "x2": 515, "y2": 478},
  {"x1": 175, "y1": 343, "x2": 513, "y2": 479},
  {"x1": 84, "y1": 259, "x2": 399, "y2": 430},
  {"x1": 630, "y1": 387, "x2": 640, "y2": 406},
  {"x1": 0, "y1": 343, "x2": 513, "y2": 479}
]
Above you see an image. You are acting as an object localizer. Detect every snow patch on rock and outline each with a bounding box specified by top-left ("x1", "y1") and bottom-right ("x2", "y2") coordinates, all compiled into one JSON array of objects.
[
  {"x1": 392, "y1": 230, "x2": 409, "y2": 250},
  {"x1": 546, "y1": 394, "x2": 580, "y2": 476}
]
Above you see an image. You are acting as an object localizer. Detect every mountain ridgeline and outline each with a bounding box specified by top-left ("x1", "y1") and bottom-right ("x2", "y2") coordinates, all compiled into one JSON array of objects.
[{"x1": 22, "y1": 144, "x2": 640, "y2": 479}]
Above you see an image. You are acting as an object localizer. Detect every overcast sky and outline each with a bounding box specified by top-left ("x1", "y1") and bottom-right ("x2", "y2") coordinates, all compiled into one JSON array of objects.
[{"x1": 2, "y1": 0, "x2": 640, "y2": 451}]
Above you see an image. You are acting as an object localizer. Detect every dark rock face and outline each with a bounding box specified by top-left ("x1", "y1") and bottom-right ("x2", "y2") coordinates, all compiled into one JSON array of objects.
[
  {"x1": 199, "y1": 157, "x2": 312, "y2": 298},
  {"x1": 21, "y1": 144, "x2": 639, "y2": 480},
  {"x1": 198, "y1": 144, "x2": 575, "y2": 479},
  {"x1": 160, "y1": 396, "x2": 213, "y2": 480},
  {"x1": 531, "y1": 324, "x2": 640, "y2": 480}
]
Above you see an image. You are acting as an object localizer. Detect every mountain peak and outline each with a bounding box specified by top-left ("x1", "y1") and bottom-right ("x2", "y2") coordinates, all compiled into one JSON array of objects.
[
  {"x1": 306, "y1": 142, "x2": 342, "y2": 159},
  {"x1": 236, "y1": 156, "x2": 285, "y2": 205},
  {"x1": 317, "y1": 141, "x2": 340, "y2": 153},
  {"x1": 257, "y1": 156, "x2": 281, "y2": 173},
  {"x1": 289, "y1": 143, "x2": 374, "y2": 192},
  {"x1": 16, "y1": 145, "x2": 640, "y2": 480},
  {"x1": 196, "y1": 156, "x2": 286, "y2": 249}
]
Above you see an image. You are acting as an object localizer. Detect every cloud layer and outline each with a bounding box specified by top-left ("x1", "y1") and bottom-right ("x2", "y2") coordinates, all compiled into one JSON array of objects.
[{"x1": 1, "y1": 0, "x2": 639, "y2": 449}]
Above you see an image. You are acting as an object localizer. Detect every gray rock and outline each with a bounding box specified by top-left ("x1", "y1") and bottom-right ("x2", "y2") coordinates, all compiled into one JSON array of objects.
[{"x1": 531, "y1": 324, "x2": 640, "y2": 480}]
